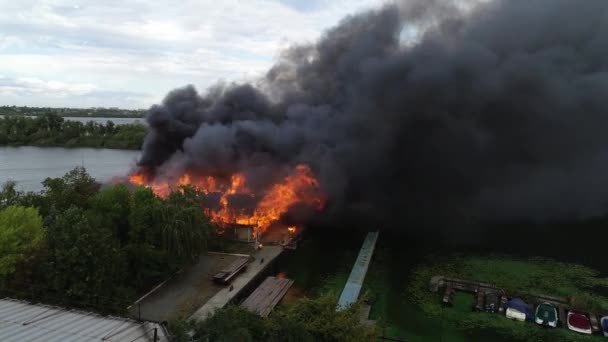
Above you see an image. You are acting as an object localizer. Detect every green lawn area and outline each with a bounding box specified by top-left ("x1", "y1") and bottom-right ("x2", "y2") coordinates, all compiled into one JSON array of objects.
[{"x1": 362, "y1": 253, "x2": 608, "y2": 342}]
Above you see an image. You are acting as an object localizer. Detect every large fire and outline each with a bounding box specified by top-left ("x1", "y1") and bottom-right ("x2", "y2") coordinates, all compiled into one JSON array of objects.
[{"x1": 129, "y1": 164, "x2": 324, "y2": 234}]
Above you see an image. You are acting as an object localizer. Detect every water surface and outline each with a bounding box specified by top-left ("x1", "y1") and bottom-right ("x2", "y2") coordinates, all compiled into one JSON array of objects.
[{"x1": 0, "y1": 146, "x2": 140, "y2": 192}]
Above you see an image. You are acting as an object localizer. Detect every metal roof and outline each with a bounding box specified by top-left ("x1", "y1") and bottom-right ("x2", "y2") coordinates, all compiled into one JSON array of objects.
[
  {"x1": 337, "y1": 231, "x2": 379, "y2": 311},
  {"x1": 0, "y1": 298, "x2": 170, "y2": 342}
]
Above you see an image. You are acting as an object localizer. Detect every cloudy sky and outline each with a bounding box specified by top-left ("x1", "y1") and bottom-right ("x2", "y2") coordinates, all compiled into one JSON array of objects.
[{"x1": 0, "y1": 0, "x2": 386, "y2": 109}]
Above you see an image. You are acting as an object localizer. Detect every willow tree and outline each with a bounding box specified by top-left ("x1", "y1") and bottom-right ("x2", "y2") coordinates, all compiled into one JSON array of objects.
[{"x1": 160, "y1": 186, "x2": 212, "y2": 266}]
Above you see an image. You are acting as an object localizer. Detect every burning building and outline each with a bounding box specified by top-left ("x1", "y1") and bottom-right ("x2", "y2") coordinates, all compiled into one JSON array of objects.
[{"x1": 129, "y1": 164, "x2": 324, "y2": 237}]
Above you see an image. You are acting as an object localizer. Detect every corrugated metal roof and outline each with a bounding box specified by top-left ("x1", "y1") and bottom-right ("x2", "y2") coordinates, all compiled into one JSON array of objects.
[
  {"x1": 0, "y1": 298, "x2": 169, "y2": 342},
  {"x1": 337, "y1": 231, "x2": 379, "y2": 311}
]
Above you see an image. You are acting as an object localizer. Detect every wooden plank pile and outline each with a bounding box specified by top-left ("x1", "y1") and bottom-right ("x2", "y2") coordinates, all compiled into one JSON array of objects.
[{"x1": 241, "y1": 276, "x2": 294, "y2": 317}]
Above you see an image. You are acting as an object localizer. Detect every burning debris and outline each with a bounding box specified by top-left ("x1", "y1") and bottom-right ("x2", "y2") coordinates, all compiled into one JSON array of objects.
[{"x1": 130, "y1": 0, "x2": 608, "y2": 230}]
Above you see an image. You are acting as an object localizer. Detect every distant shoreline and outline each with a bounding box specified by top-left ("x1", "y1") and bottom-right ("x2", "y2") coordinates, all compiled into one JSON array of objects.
[
  {"x1": 6, "y1": 114, "x2": 145, "y2": 118},
  {"x1": 0, "y1": 142, "x2": 142, "y2": 150},
  {"x1": 0, "y1": 105, "x2": 146, "y2": 118},
  {"x1": 0, "y1": 113, "x2": 146, "y2": 150}
]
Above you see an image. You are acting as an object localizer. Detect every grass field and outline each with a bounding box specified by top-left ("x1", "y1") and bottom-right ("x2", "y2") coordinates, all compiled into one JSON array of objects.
[{"x1": 391, "y1": 255, "x2": 608, "y2": 341}]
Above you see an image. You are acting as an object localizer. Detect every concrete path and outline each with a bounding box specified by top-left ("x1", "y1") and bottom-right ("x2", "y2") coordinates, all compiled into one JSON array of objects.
[
  {"x1": 130, "y1": 253, "x2": 247, "y2": 322},
  {"x1": 190, "y1": 246, "x2": 283, "y2": 321},
  {"x1": 337, "y1": 231, "x2": 379, "y2": 311}
]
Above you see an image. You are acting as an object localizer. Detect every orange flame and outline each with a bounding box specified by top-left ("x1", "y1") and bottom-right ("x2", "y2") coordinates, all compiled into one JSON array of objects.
[
  {"x1": 129, "y1": 164, "x2": 324, "y2": 234},
  {"x1": 129, "y1": 173, "x2": 146, "y2": 186}
]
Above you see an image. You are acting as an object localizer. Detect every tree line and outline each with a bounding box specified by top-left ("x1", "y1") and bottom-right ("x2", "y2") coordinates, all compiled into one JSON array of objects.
[
  {"x1": 170, "y1": 296, "x2": 378, "y2": 342},
  {"x1": 0, "y1": 113, "x2": 146, "y2": 149},
  {"x1": 0, "y1": 167, "x2": 212, "y2": 312},
  {"x1": 0, "y1": 105, "x2": 145, "y2": 118}
]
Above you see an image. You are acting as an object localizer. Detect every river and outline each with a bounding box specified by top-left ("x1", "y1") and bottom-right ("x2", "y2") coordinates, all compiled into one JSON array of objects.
[{"x1": 0, "y1": 146, "x2": 140, "y2": 192}]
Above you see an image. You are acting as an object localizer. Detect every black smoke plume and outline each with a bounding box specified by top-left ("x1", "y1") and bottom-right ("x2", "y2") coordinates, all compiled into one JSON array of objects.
[{"x1": 137, "y1": 0, "x2": 608, "y2": 228}]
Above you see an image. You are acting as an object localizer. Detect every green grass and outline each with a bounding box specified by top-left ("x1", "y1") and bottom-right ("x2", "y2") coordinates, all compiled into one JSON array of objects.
[
  {"x1": 362, "y1": 250, "x2": 470, "y2": 342},
  {"x1": 406, "y1": 255, "x2": 608, "y2": 341},
  {"x1": 278, "y1": 237, "x2": 358, "y2": 297},
  {"x1": 452, "y1": 292, "x2": 474, "y2": 313}
]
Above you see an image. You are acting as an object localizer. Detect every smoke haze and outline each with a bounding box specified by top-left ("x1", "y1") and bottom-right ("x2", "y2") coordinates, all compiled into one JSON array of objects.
[{"x1": 137, "y1": 0, "x2": 608, "y2": 227}]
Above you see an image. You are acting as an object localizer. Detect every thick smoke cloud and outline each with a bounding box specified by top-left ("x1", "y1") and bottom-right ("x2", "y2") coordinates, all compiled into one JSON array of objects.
[{"x1": 138, "y1": 0, "x2": 608, "y2": 227}]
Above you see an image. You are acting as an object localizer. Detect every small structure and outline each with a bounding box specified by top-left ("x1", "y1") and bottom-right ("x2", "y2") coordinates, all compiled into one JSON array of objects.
[
  {"x1": 213, "y1": 257, "x2": 250, "y2": 284},
  {"x1": 337, "y1": 231, "x2": 379, "y2": 311},
  {"x1": 241, "y1": 276, "x2": 294, "y2": 318},
  {"x1": 226, "y1": 223, "x2": 256, "y2": 242},
  {"x1": 0, "y1": 298, "x2": 168, "y2": 342}
]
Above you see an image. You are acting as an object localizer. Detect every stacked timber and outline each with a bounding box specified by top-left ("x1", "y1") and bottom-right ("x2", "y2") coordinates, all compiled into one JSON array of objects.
[{"x1": 241, "y1": 276, "x2": 294, "y2": 317}]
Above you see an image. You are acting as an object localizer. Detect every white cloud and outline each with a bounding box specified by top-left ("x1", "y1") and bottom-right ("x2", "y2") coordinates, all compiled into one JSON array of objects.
[
  {"x1": 0, "y1": 75, "x2": 154, "y2": 108},
  {"x1": 0, "y1": 76, "x2": 95, "y2": 97},
  {"x1": 0, "y1": 0, "x2": 387, "y2": 108}
]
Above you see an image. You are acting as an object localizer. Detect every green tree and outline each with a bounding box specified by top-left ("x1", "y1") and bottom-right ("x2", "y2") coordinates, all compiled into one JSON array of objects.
[
  {"x1": 45, "y1": 206, "x2": 129, "y2": 310},
  {"x1": 0, "y1": 180, "x2": 21, "y2": 209},
  {"x1": 159, "y1": 187, "x2": 212, "y2": 266},
  {"x1": 189, "y1": 295, "x2": 377, "y2": 342},
  {"x1": 194, "y1": 305, "x2": 266, "y2": 342},
  {"x1": 37, "y1": 113, "x2": 64, "y2": 131},
  {"x1": 267, "y1": 294, "x2": 377, "y2": 342},
  {"x1": 0, "y1": 206, "x2": 44, "y2": 280},
  {"x1": 90, "y1": 184, "x2": 131, "y2": 245},
  {"x1": 126, "y1": 187, "x2": 169, "y2": 289},
  {"x1": 41, "y1": 166, "x2": 100, "y2": 216}
]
